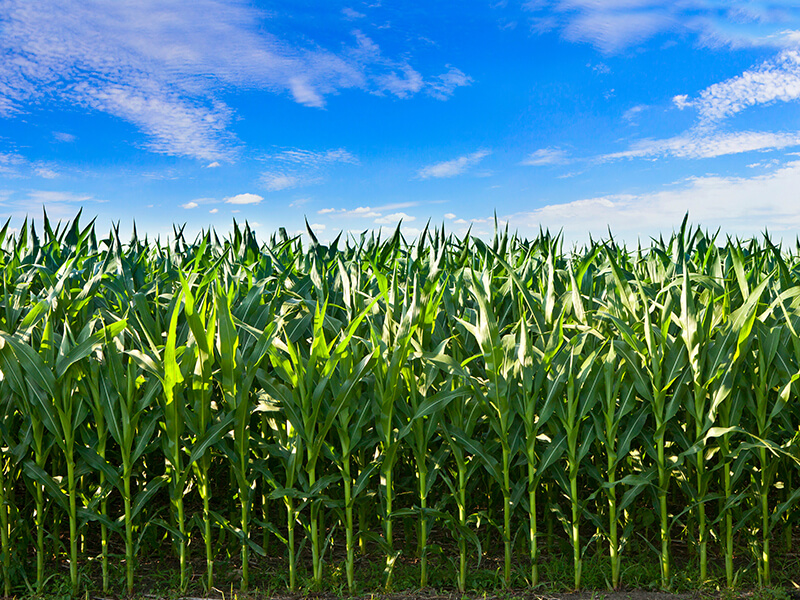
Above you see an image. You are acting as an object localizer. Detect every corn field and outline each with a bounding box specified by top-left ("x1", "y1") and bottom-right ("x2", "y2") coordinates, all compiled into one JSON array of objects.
[{"x1": 1, "y1": 213, "x2": 799, "y2": 596}]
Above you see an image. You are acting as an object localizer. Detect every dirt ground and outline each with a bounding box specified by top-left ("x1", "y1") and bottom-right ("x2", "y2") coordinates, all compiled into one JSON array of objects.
[{"x1": 153, "y1": 589, "x2": 800, "y2": 600}]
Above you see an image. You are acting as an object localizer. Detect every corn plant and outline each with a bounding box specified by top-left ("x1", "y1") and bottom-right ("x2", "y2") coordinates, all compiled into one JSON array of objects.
[
  {"x1": 589, "y1": 341, "x2": 646, "y2": 589},
  {"x1": 129, "y1": 292, "x2": 191, "y2": 591},
  {"x1": 0, "y1": 314, "x2": 126, "y2": 596},
  {"x1": 215, "y1": 281, "x2": 277, "y2": 591},
  {"x1": 180, "y1": 272, "x2": 228, "y2": 591},
  {"x1": 459, "y1": 268, "x2": 519, "y2": 585},
  {"x1": 328, "y1": 336, "x2": 378, "y2": 593},
  {"x1": 0, "y1": 213, "x2": 799, "y2": 595},
  {"x1": 741, "y1": 319, "x2": 794, "y2": 584},
  {"x1": 95, "y1": 331, "x2": 163, "y2": 595},
  {"x1": 368, "y1": 271, "x2": 420, "y2": 588},
  {"x1": 605, "y1": 252, "x2": 687, "y2": 590},
  {"x1": 550, "y1": 334, "x2": 602, "y2": 589}
]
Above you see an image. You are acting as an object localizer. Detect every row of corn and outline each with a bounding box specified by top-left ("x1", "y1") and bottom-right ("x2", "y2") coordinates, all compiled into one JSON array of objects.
[{"x1": 0, "y1": 213, "x2": 799, "y2": 596}]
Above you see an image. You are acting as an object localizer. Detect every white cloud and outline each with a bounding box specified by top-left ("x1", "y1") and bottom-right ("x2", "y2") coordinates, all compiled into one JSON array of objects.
[
  {"x1": 521, "y1": 2, "x2": 800, "y2": 53},
  {"x1": 77, "y1": 82, "x2": 235, "y2": 161},
  {"x1": 602, "y1": 49, "x2": 800, "y2": 165},
  {"x1": 261, "y1": 172, "x2": 300, "y2": 192},
  {"x1": 509, "y1": 159, "x2": 800, "y2": 242},
  {"x1": 268, "y1": 148, "x2": 359, "y2": 167},
  {"x1": 0, "y1": 189, "x2": 101, "y2": 220},
  {"x1": 342, "y1": 7, "x2": 365, "y2": 20},
  {"x1": 601, "y1": 129, "x2": 800, "y2": 160},
  {"x1": 522, "y1": 147, "x2": 569, "y2": 166},
  {"x1": 308, "y1": 223, "x2": 326, "y2": 230},
  {"x1": 28, "y1": 190, "x2": 93, "y2": 203},
  {"x1": 375, "y1": 212, "x2": 415, "y2": 224},
  {"x1": 427, "y1": 66, "x2": 472, "y2": 100},
  {"x1": 444, "y1": 212, "x2": 456, "y2": 219},
  {"x1": 205, "y1": 161, "x2": 221, "y2": 168},
  {"x1": 377, "y1": 65, "x2": 424, "y2": 99},
  {"x1": 622, "y1": 104, "x2": 647, "y2": 123},
  {"x1": 209, "y1": 208, "x2": 218, "y2": 214},
  {"x1": 0, "y1": 153, "x2": 24, "y2": 176},
  {"x1": 351, "y1": 206, "x2": 376, "y2": 215},
  {"x1": 322, "y1": 205, "x2": 382, "y2": 218},
  {"x1": 317, "y1": 203, "x2": 420, "y2": 220},
  {"x1": 289, "y1": 77, "x2": 326, "y2": 108},
  {"x1": 34, "y1": 164, "x2": 59, "y2": 179},
  {"x1": 746, "y1": 158, "x2": 781, "y2": 169},
  {"x1": 418, "y1": 150, "x2": 491, "y2": 179},
  {"x1": 53, "y1": 132, "x2": 76, "y2": 143},
  {"x1": 259, "y1": 147, "x2": 358, "y2": 192},
  {"x1": 564, "y1": 9, "x2": 674, "y2": 53},
  {"x1": 0, "y1": 1, "x2": 469, "y2": 160},
  {"x1": 349, "y1": 30, "x2": 470, "y2": 100},
  {"x1": 182, "y1": 201, "x2": 199, "y2": 209},
  {"x1": 673, "y1": 94, "x2": 691, "y2": 109},
  {"x1": 224, "y1": 193, "x2": 263, "y2": 205},
  {"x1": 692, "y1": 50, "x2": 800, "y2": 126}
]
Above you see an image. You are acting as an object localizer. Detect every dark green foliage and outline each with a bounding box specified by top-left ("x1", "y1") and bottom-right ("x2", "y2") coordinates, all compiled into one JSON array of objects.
[{"x1": 0, "y1": 214, "x2": 798, "y2": 596}]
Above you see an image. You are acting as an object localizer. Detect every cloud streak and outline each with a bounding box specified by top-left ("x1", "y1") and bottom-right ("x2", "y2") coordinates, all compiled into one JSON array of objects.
[
  {"x1": 0, "y1": 1, "x2": 470, "y2": 161},
  {"x1": 522, "y1": 147, "x2": 569, "y2": 166},
  {"x1": 418, "y1": 150, "x2": 491, "y2": 179},
  {"x1": 603, "y1": 49, "x2": 800, "y2": 163},
  {"x1": 522, "y1": 1, "x2": 800, "y2": 53},
  {"x1": 508, "y1": 159, "x2": 800, "y2": 242},
  {"x1": 224, "y1": 193, "x2": 263, "y2": 205},
  {"x1": 690, "y1": 50, "x2": 800, "y2": 127},
  {"x1": 259, "y1": 146, "x2": 359, "y2": 192},
  {"x1": 601, "y1": 130, "x2": 800, "y2": 161}
]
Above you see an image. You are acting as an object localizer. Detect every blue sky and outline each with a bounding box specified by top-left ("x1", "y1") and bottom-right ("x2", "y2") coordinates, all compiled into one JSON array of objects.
[{"x1": 3, "y1": 1, "x2": 800, "y2": 243}]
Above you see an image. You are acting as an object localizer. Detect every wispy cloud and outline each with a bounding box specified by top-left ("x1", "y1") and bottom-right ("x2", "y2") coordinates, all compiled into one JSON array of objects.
[
  {"x1": 376, "y1": 66, "x2": 424, "y2": 98},
  {"x1": 224, "y1": 193, "x2": 263, "y2": 205},
  {"x1": 0, "y1": 153, "x2": 24, "y2": 176},
  {"x1": 426, "y1": 67, "x2": 473, "y2": 100},
  {"x1": 521, "y1": 1, "x2": 800, "y2": 53},
  {"x1": 0, "y1": 1, "x2": 469, "y2": 161},
  {"x1": 33, "y1": 163, "x2": 60, "y2": 179},
  {"x1": 601, "y1": 130, "x2": 800, "y2": 161},
  {"x1": 622, "y1": 104, "x2": 647, "y2": 124},
  {"x1": 267, "y1": 148, "x2": 359, "y2": 167},
  {"x1": 318, "y1": 206, "x2": 382, "y2": 218},
  {"x1": 259, "y1": 147, "x2": 358, "y2": 192},
  {"x1": 418, "y1": 150, "x2": 491, "y2": 179},
  {"x1": 261, "y1": 173, "x2": 302, "y2": 192},
  {"x1": 603, "y1": 49, "x2": 800, "y2": 162},
  {"x1": 342, "y1": 7, "x2": 366, "y2": 20},
  {"x1": 689, "y1": 50, "x2": 800, "y2": 127},
  {"x1": 351, "y1": 31, "x2": 471, "y2": 101},
  {"x1": 521, "y1": 147, "x2": 569, "y2": 166},
  {"x1": 53, "y1": 132, "x2": 76, "y2": 143},
  {"x1": 315, "y1": 201, "x2": 419, "y2": 222},
  {"x1": 374, "y1": 212, "x2": 415, "y2": 224},
  {"x1": 0, "y1": 189, "x2": 102, "y2": 220},
  {"x1": 508, "y1": 159, "x2": 800, "y2": 242},
  {"x1": 27, "y1": 191, "x2": 96, "y2": 204}
]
